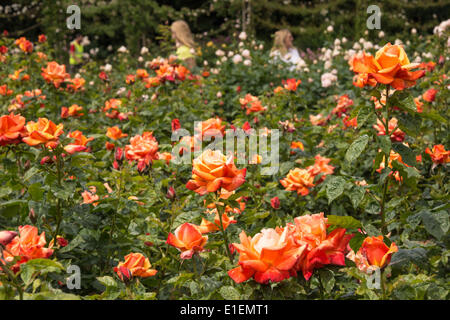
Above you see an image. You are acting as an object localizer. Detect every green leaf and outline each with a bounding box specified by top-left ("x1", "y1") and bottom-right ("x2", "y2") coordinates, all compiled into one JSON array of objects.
[
  {"x1": 419, "y1": 210, "x2": 446, "y2": 240},
  {"x1": 325, "y1": 176, "x2": 346, "y2": 204},
  {"x1": 23, "y1": 167, "x2": 40, "y2": 182},
  {"x1": 23, "y1": 259, "x2": 64, "y2": 273},
  {"x1": 219, "y1": 286, "x2": 240, "y2": 300},
  {"x1": 349, "y1": 233, "x2": 365, "y2": 252},
  {"x1": 356, "y1": 106, "x2": 374, "y2": 129},
  {"x1": 348, "y1": 185, "x2": 365, "y2": 209},
  {"x1": 390, "y1": 248, "x2": 428, "y2": 269},
  {"x1": 398, "y1": 113, "x2": 421, "y2": 137},
  {"x1": 377, "y1": 135, "x2": 391, "y2": 156},
  {"x1": 345, "y1": 135, "x2": 369, "y2": 163},
  {"x1": 96, "y1": 276, "x2": 117, "y2": 288},
  {"x1": 391, "y1": 91, "x2": 416, "y2": 114},
  {"x1": 318, "y1": 269, "x2": 335, "y2": 294},
  {"x1": 327, "y1": 215, "x2": 361, "y2": 229},
  {"x1": 392, "y1": 143, "x2": 416, "y2": 167},
  {"x1": 28, "y1": 183, "x2": 44, "y2": 201}
]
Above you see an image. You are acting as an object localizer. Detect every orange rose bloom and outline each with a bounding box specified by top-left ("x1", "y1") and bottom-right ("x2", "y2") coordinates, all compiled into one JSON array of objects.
[
  {"x1": 422, "y1": 88, "x2": 437, "y2": 102},
  {"x1": 373, "y1": 117, "x2": 405, "y2": 142},
  {"x1": 280, "y1": 168, "x2": 315, "y2": 196},
  {"x1": 194, "y1": 117, "x2": 226, "y2": 139},
  {"x1": 350, "y1": 43, "x2": 425, "y2": 90},
  {"x1": 61, "y1": 104, "x2": 84, "y2": 118},
  {"x1": 332, "y1": 94, "x2": 353, "y2": 117},
  {"x1": 290, "y1": 213, "x2": 352, "y2": 280},
  {"x1": 359, "y1": 236, "x2": 398, "y2": 268},
  {"x1": 0, "y1": 113, "x2": 27, "y2": 146},
  {"x1": 228, "y1": 228, "x2": 306, "y2": 284},
  {"x1": 166, "y1": 223, "x2": 208, "y2": 259},
  {"x1": 41, "y1": 61, "x2": 70, "y2": 88},
  {"x1": 198, "y1": 211, "x2": 236, "y2": 234},
  {"x1": 67, "y1": 77, "x2": 85, "y2": 91},
  {"x1": 15, "y1": 37, "x2": 33, "y2": 53},
  {"x1": 186, "y1": 149, "x2": 247, "y2": 195},
  {"x1": 309, "y1": 114, "x2": 327, "y2": 126},
  {"x1": 114, "y1": 253, "x2": 157, "y2": 281},
  {"x1": 425, "y1": 144, "x2": 450, "y2": 165},
  {"x1": 125, "y1": 132, "x2": 159, "y2": 171},
  {"x1": 245, "y1": 100, "x2": 267, "y2": 115},
  {"x1": 106, "y1": 126, "x2": 128, "y2": 140},
  {"x1": 136, "y1": 69, "x2": 149, "y2": 79},
  {"x1": 290, "y1": 141, "x2": 304, "y2": 153},
  {"x1": 157, "y1": 151, "x2": 172, "y2": 164},
  {"x1": 2, "y1": 225, "x2": 53, "y2": 272},
  {"x1": 306, "y1": 155, "x2": 335, "y2": 181},
  {"x1": 23, "y1": 118, "x2": 64, "y2": 148},
  {"x1": 81, "y1": 186, "x2": 99, "y2": 206},
  {"x1": 283, "y1": 78, "x2": 301, "y2": 91},
  {"x1": 64, "y1": 130, "x2": 94, "y2": 154}
]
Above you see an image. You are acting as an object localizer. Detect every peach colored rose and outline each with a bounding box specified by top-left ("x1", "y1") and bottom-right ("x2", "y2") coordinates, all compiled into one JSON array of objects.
[
  {"x1": 0, "y1": 113, "x2": 27, "y2": 146},
  {"x1": 166, "y1": 223, "x2": 208, "y2": 259},
  {"x1": 280, "y1": 168, "x2": 315, "y2": 196},
  {"x1": 114, "y1": 253, "x2": 157, "y2": 281},
  {"x1": 23, "y1": 118, "x2": 64, "y2": 148}
]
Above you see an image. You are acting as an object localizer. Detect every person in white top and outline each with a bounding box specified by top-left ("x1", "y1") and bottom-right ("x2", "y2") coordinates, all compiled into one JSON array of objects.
[{"x1": 270, "y1": 29, "x2": 302, "y2": 71}]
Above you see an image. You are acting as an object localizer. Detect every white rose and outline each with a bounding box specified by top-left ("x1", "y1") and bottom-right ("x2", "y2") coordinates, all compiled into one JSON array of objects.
[
  {"x1": 242, "y1": 49, "x2": 250, "y2": 58},
  {"x1": 140, "y1": 47, "x2": 149, "y2": 55},
  {"x1": 378, "y1": 31, "x2": 385, "y2": 38},
  {"x1": 239, "y1": 31, "x2": 247, "y2": 40},
  {"x1": 243, "y1": 59, "x2": 251, "y2": 66},
  {"x1": 232, "y1": 54, "x2": 243, "y2": 64},
  {"x1": 327, "y1": 25, "x2": 333, "y2": 32}
]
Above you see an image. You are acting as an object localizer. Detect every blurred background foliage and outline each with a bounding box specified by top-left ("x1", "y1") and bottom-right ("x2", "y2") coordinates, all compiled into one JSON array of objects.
[{"x1": 1, "y1": 0, "x2": 449, "y2": 62}]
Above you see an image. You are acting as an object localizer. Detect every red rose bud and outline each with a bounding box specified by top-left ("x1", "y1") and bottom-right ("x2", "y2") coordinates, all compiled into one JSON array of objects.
[
  {"x1": 236, "y1": 86, "x2": 241, "y2": 93},
  {"x1": 57, "y1": 236, "x2": 68, "y2": 247},
  {"x1": 29, "y1": 208, "x2": 37, "y2": 224},
  {"x1": 105, "y1": 142, "x2": 115, "y2": 150},
  {"x1": 115, "y1": 147, "x2": 124, "y2": 161},
  {"x1": 113, "y1": 160, "x2": 119, "y2": 170},
  {"x1": 171, "y1": 119, "x2": 181, "y2": 132},
  {"x1": 242, "y1": 121, "x2": 251, "y2": 133},
  {"x1": 270, "y1": 196, "x2": 280, "y2": 209},
  {"x1": 118, "y1": 266, "x2": 132, "y2": 282},
  {"x1": 0, "y1": 230, "x2": 17, "y2": 246},
  {"x1": 229, "y1": 243, "x2": 235, "y2": 255},
  {"x1": 439, "y1": 55, "x2": 445, "y2": 65},
  {"x1": 144, "y1": 241, "x2": 153, "y2": 247},
  {"x1": 127, "y1": 90, "x2": 131, "y2": 99},
  {"x1": 166, "y1": 186, "x2": 176, "y2": 200},
  {"x1": 423, "y1": 88, "x2": 437, "y2": 102},
  {"x1": 40, "y1": 156, "x2": 52, "y2": 165}
]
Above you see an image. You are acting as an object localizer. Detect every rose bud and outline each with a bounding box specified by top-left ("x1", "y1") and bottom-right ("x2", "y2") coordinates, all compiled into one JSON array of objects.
[
  {"x1": 171, "y1": 119, "x2": 181, "y2": 132},
  {"x1": 105, "y1": 142, "x2": 115, "y2": 150},
  {"x1": 270, "y1": 196, "x2": 280, "y2": 209},
  {"x1": 166, "y1": 186, "x2": 176, "y2": 200},
  {"x1": 439, "y1": 55, "x2": 445, "y2": 65},
  {"x1": 0, "y1": 230, "x2": 18, "y2": 246},
  {"x1": 56, "y1": 236, "x2": 68, "y2": 247},
  {"x1": 29, "y1": 208, "x2": 37, "y2": 224},
  {"x1": 117, "y1": 266, "x2": 132, "y2": 283},
  {"x1": 113, "y1": 160, "x2": 120, "y2": 170},
  {"x1": 115, "y1": 147, "x2": 124, "y2": 161}
]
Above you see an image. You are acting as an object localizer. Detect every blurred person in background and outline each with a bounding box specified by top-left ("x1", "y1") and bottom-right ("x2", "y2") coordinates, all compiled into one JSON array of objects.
[
  {"x1": 270, "y1": 29, "x2": 301, "y2": 71},
  {"x1": 69, "y1": 34, "x2": 84, "y2": 74},
  {"x1": 170, "y1": 20, "x2": 196, "y2": 70}
]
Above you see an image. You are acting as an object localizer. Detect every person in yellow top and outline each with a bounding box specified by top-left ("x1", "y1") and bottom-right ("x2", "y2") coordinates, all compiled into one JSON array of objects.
[
  {"x1": 69, "y1": 34, "x2": 84, "y2": 74},
  {"x1": 170, "y1": 20, "x2": 196, "y2": 70}
]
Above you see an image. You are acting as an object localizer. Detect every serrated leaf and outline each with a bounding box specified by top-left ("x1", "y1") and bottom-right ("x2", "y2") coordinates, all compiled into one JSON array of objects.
[
  {"x1": 326, "y1": 176, "x2": 346, "y2": 204},
  {"x1": 219, "y1": 286, "x2": 240, "y2": 300},
  {"x1": 390, "y1": 248, "x2": 428, "y2": 269},
  {"x1": 327, "y1": 215, "x2": 361, "y2": 229},
  {"x1": 392, "y1": 143, "x2": 416, "y2": 167},
  {"x1": 349, "y1": 233, "x2": 365, "y2": 252},
  {"x1": 345, "y1": 135, "x2": 369, "y2": 163},
  {"x1": 96, "y1": 276, "x2": 117, "y2": 288}
]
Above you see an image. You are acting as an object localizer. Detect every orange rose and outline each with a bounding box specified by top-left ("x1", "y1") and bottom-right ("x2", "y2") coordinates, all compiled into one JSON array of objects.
[
  {"x1": 245, "y1": 100, "x2": 266, "y2": 115},
  {"x1": 306, "y1": 155, "x2": 335, "y2": 181},
  {"x1": 114, "y1": 253, "x2": 157, "y2": 281},
  {"x1": 358, "y1": 236, "x2": 398, "y2": 268},
  {"x1": 280, "y1": 168, "x2": 315, "y2": 196},
  {"x1": 422, "y1": 88, "x2": 437, "y2": 102},
  {"x1": 23, "y1": 118, "x2": 64, "y2": 148},
  {"x1": 425, "y1": 144, "x2": 450, "y2": 165},
  {"x1": 290, "y1": 141, "x2": 304, "y2": 152},
  {"x1": 309, "y1": 114, "x2": 327, "y2": 126},
  {"x1": 61, "y1": 104, "x2": 84, "y2": 118},
  {"x1": 15, "y1": 37, "x2": 33, "y2": 53},
  {"x1": 373, "y1": 117, "x2": 405, "y2": 142},
  {"x1": 0, "y1": 84, "x2": 13, "y2": 96},
  {"x1": 228, "y1": 228, "x2": 306, "y2": 284},
  {"x1": 283, "y1": 78, "x2": 301, "y2": 91},
  {"x1": 186, "y1": 149, "x2": 247, "y2": 195},
  {"x1": 289, "y1": 213, "x2": 352, "y2": 280},
  {"x1": 2, "y1": 225, "x2": 53, "y2": 272},
  {"x1": 124, "y1": 132, "x2": 159, "y2": 171},
  {"x1": 106, "y1": 126, "x2": 128, "y2": 140},
  {"x1": 64, "y1": 130, "x2": 93, "y2": 154},
  {"x1": 350, "y1": 43, "x2": 425, "y2": 90},
  {"x1": 41, "y1": 61, "x2": 70, "y2": 88},
  {"x1": 166, "y1": 223, "x2": 208, "y2": 259},
  {"x1": 81, "y1": 186, "x2": 100, "y2": 206},
  {"x1": 194, "y1": 117, "x2": 226, "y2": 139},
  {"x1": 157, "y1": 151, "x2": 172, "y2": 164},
  {"x1": 332, "y1": 94, "x2": 353, "y2": 117},
  {"x1": 0, "y1": 113, "x2": 27, "y2": 146},
  {"x1": 198, "y1": 211, "x2": 236, "y2": 234},
  {"x1": 67, "y1": 77, "x2": 85, "y2": 91}
]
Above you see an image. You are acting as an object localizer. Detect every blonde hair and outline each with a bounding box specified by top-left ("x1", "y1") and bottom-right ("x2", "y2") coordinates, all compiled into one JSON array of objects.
[
  {"x1": 171, "y1": 20, "x2": 195, "y2": 48},
  {"x1": 271, "y1": 29, "x2": 293, "y2": 56}
]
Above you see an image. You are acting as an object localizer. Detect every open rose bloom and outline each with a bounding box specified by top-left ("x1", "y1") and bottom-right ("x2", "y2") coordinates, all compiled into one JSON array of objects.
[
  {"x1": 23, "y1": 118, "x2": 64, "y2": 148},
  {"x1": 125, "y1": 131, "x2": 159, "y2": 171},
  {"x1": 167, "y1": 223, "x2": 208, "y2": 259},
  {"x1": 229, "y1": 213, "x2": 352, "y2": 283},
  {"x1": 41, "y1": 61, "x2": 70, "y2": 88},
  {"x1": 64, "y1": 130, "x2": 94, "y2": 154},
  {"x1": 350, "y1": 43, "x2": 425, "y2": 90},
  {"x1": 114, "y1": 253, "x2": 157, "y2": 281},
  {"x1": 186, "y1": 149, "x2": 247, "y2": 195},
  {"x1": 0, "y1": 113, "x2": 27, "y2": 146},
  {"x1": 425, "y1": 144, "x2": 450, "y2": 165},
  {"x1": 280, "y1": 168, "x2": 315, "y2": 196},
  {"x1": 1, "y1": 225, "x2": 53, "y2": 272}
]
